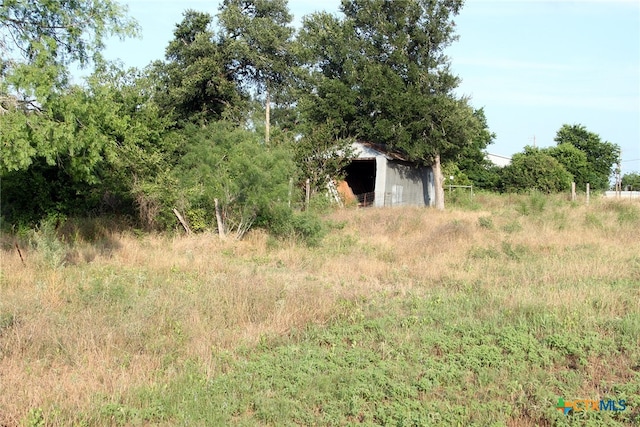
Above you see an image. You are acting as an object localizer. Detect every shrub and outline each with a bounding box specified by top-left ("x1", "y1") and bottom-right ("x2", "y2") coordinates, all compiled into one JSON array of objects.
[
  {"x1": 261, "y1": 205, "x2": 326, "y2": 246},
  {"x1": 515, "y1": 191, "x2": 547, "y2": 216},
  {"x1": 157, "y1": 122, "x2": 299, "y2": 239},
  {"x1": 501, "y1": 147, "x2": 572, "y2": 193}
]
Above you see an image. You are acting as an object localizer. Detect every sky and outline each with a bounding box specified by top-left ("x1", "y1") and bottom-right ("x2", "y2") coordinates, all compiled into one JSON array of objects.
[{"x1": 102, "y1": 0, "x2": 640, "y2": 173}]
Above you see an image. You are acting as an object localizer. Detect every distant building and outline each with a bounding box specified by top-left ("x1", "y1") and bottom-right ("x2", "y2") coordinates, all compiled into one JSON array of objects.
[
  {"x1": 604, "y1": 191, "x2": 640, "y2": 199},
  {"x1": 486, "y1": 153, "x2": 511, "y2": 168}
]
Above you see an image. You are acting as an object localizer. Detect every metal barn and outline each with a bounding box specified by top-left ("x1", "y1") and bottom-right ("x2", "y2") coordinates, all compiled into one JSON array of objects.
[{"x1": 342, "y1": 141, "x2": 436, "y2": 207}]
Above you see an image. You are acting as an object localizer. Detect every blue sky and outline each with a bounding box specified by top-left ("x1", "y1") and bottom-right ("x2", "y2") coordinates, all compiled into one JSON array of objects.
[{"x1": 103, "y1": 0, "x2": 640, "y2": 173}]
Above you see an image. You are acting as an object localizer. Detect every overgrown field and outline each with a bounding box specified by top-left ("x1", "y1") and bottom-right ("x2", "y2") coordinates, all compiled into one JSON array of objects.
[{"x1": 1, "y1": 194, "x2": 639, "y2": 426}]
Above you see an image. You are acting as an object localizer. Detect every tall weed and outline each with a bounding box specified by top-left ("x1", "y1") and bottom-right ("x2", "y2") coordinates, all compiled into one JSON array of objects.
[{"x1": 28, "y1": 219, "x2": 67, "y2": 268}]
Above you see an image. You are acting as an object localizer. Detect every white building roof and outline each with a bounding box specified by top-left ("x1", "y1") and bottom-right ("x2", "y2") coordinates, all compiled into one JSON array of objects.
[{"x1": 486, "y1": 153, "x2": 512, "y2": 167}]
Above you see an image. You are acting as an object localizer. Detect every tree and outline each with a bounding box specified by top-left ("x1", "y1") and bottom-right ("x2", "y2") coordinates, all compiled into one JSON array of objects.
[
  {"x1": 1, "y1": 65, "x2": 174, "y2": 225},
  {"x1": 554, "y1": 124, "x2": 620, "y2": 191},
  {"x1": 291, "y1": 121, "x2": 355, "y2": 194},
  {"x1": 174, "y1": 122, "x2": 296, "y2": 238},
  {"x1": 448, "y1": 108, "x2": 498, "y2": 189},
  {"x1": 544, "y1": 143, "x2": 590, "y2": 189},
  {"x1": 1, "y1": 0, "x2": 138, "y2": 175},
  {"x1": 296, "y1": 11, "x2": 359, "y2": 136},
  {"x1": 501, "y1": 146, "x2": 572, "y2": 193},
  {"x1": 621, "y1": 172, "x2": 640, "y2": 191},
  {"x1": 217, "y1": 0, "x2": 296, "y2": 143},
  {"x1": 298, "y1": 0, "x2": 485, "y2": 209},
  {"x1": 1, "y1": 0, "x2": 137, "y2": 105},
  {"x1": 148, "y1": 10, "x2": 244, "y2": 126}
]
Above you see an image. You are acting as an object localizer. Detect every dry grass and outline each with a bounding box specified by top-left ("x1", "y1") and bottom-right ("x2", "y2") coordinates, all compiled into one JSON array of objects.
[{"x1": 1, "y1": 194, "x2": 639, "y2": 425}]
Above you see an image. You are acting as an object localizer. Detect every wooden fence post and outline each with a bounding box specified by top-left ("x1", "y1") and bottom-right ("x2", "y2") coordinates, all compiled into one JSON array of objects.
[
  {"x1": 288, "y1": 177, "x2": 293, "y2": 208},
  {"x1": 571, "y1": 182, "x2": 576, "y2": 202},
  {"x1": 586, "y1": 183, "x2": 590, "y2": 205},
  {"x1": 305, "y1": 179, "x2": 310, "y2": 211}
]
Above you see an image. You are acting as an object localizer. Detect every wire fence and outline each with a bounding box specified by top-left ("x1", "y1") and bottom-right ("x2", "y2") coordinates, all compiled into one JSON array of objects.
[
  {"x1": 355, "y1": 192, "x2": 375, "y2": 207},
  {"x1": 353, "y1": 189, "x2": 430, "y2": 207}
]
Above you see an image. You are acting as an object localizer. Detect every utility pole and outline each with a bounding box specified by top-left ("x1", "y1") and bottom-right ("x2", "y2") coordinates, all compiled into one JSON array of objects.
[
  {"x1": 265, "y1": 89, "x2": 270, "y2": 145},
  {"x1": 615, "y1": 151, "x2": 622, "y2": 196}
]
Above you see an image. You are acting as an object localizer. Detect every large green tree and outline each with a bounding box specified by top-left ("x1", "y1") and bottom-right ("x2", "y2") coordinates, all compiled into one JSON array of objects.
[
  {"x1": 455, "y1": 108, "x2": 499, "y2": 189},
  {"x1": 544, "y1": 143, "x2": 590, "y2": 190},
  {"x1": 148, "y1": 10, "x2": 244, "y2": 126},
  {"x1": 554, "y1": 124, "x2": 620, "y2": 191},
  {"x1": 621, "y1": 172, "x2": 640, "y2": 191},
  {"x1": 298, "y1": 0, "x2": 486, "y2": 209},
  {"x1": 1, "y1": 65, "x2": 173, "y2": 224},
  {"x1": 1, "y1": 0, "x2": 137, "y2": 106},
  {"x1": 164, "y1": 122, "x2": 297, "y2": 238},
  {"x1": 217, "y1": 0, "x2": 296, "y2": 143}
]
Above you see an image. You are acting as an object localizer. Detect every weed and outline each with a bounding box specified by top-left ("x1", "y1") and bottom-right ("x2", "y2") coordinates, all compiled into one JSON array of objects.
[
  {"x1": 614, "y1": 203, "x2": 639, "y2": 225},
  {"x1": 23, "y1": 408, "x2": 44, "y2": 427},
  {"x1": 478, "y1": 216, "x2": 494, "y2": 229},
  {"x1": 552, "y1": 210, "x2": 568, "y2": 230},
  {"x1": 0, "y1": 311, "x2": 15, "y2": 330},
  {"x1": 516, "y1": 191, "x2": 547, "y2": 216},
  {"x1": 502, "y1": 220, "x2": 522, "y2": 234},
  {"x1": 29, "y1": 219, "x2": 68, "y2": 268},
  {"x1": 468, "y1": 246, "x2": 500, "y2": 260},
  {"x1": 447, "y1": 188, "x2": 481, "y2": 210},
  {"x1": 585, "y1": 212, "x2": 604, "y2": 229},
  {"x1": 501, "y1": 241, "x2": 528, "y2": 261},
  {"x1": 528, "y1": 191, "x2": 547, "y2": 213}
]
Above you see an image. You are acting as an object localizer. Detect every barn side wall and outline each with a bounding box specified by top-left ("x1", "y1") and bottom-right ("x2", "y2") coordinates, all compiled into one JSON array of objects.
[{"x1": 382, "y1": 162, "x2": 432, "y2": 207}]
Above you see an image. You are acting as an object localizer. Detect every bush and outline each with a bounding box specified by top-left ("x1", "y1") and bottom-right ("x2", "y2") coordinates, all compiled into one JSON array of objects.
[
  {"x1": 140, "y1": 122, "x2": 299, "y2": 238},
  {"x1": 261, "y1": 205, "x2": 326, "y2": 246},
  {"x1": 501, "y1": 147, "x2": 572, "y2": 193}
]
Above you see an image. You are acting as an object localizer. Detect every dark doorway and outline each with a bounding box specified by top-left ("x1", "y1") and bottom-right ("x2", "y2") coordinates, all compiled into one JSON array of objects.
[{"x1": 343, "y1": 160, "x2": 376, "y2": 206}]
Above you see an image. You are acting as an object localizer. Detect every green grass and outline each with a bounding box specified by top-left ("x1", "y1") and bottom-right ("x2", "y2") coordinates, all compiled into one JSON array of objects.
[{"x1": 85, "y1": 283, "x2": 639, "y2": 426}]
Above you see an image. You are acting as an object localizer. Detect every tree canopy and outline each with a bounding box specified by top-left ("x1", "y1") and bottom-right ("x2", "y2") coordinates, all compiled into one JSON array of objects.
[
  {"x1": 148, "y1": 10, "x2": 245, "y2": 125},
  {"x1": 501, "y1": 146, "x2": 573, "y2": 194},
  {"x1": 554, "y1": 124, "x2": 620, "y2": 191},
  {"x1": 497, "y1": 124, "x2": 621, "y2": 194},
  {"x1": 1, "y1": 0, "x2": 139, "y2": 175},
  {"x1": 621, "y1": 172, "x2": 640, "y2": 191},
  {"x1": 298, "y1": 0, "x2": 482, "y2": 166},
  {"x1": 1, "y1": 0, "x2": 137, "y2": 103}
]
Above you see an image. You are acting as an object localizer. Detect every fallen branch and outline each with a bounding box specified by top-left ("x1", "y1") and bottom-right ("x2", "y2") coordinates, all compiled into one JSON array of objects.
[
  {"x1": 172, "y1": 208, "x2": 192, "y2": 235},
  {"x1": 14, "y1": 242, "x2": 25, "y2": 266}
]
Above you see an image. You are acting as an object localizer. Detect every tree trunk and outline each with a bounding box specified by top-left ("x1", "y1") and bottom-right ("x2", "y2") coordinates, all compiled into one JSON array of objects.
[
  {"x1": 434, "y1": 153, "x2": 445, "y2": 210},
  {"x1": 214, "y1": 198, "x2": 226, "y2": 239},
  {"x1": 265, "y1": 88, "x2": 270, "y2": 145}
]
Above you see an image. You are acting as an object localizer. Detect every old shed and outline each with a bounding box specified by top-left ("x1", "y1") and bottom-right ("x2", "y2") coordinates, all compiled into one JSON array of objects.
[{"x1": 341, "y1": 141, "x2": 435, "y2": 207}]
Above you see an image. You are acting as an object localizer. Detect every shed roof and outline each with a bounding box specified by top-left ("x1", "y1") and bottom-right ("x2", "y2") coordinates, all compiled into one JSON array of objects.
[{"x1": 352, "y1": 141, "x2": 413, "y2": 162}]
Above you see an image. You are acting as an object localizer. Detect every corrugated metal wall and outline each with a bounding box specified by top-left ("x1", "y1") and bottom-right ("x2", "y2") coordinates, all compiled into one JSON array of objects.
[{"x1": 383, "y1": 162, "x2": 432, "y2": 207}]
